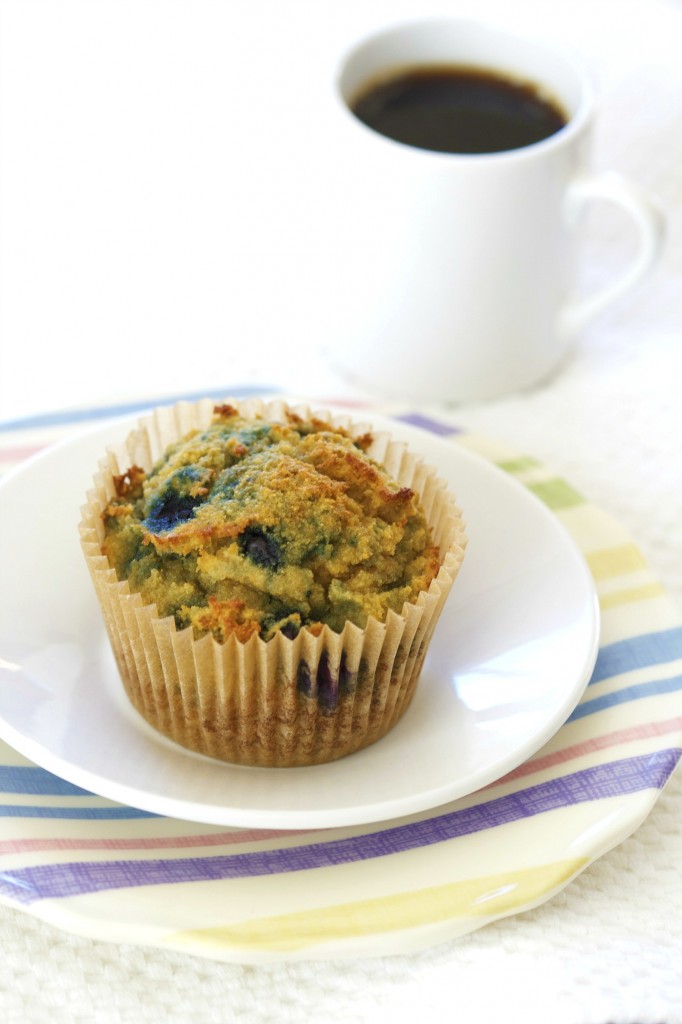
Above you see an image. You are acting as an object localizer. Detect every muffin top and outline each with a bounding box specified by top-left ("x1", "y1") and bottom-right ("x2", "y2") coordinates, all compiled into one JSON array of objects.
[{"x1": 101, "y1": 404, "x2": 440, "y2": 642}]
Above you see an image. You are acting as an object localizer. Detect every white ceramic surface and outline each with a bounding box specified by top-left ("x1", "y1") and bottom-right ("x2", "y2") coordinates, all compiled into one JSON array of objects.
[
  {"x1": 0, "y1": 413, "x2": 599, "y2": 828},
  {"x1": 326, "y1": 17, "x2": 663, "y2": 402}
]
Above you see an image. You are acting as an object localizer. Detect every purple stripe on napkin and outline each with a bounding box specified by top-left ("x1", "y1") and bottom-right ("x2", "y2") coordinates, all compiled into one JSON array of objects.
[
  {"x1": 1, "y1": 749, "x2": 677, "y2": 906},
  {"x1": 393, "y1": 413, "x2": 462, "y2": 436}
]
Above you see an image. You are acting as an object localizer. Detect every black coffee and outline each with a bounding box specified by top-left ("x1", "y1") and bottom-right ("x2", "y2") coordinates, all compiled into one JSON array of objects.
[{"x1": 351, "y1": 65, "x2": 568, "y2": 154}]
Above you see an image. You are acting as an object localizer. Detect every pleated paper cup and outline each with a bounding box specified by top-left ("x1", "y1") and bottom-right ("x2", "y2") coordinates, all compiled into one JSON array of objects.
[{"x1": 79, "y1": 397, "x2": 466, "y2": 767}]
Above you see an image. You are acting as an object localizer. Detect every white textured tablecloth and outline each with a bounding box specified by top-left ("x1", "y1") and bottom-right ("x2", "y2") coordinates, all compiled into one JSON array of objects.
[{"x1": 1, "y1": 0, "x2": 681, "y2": 1021}]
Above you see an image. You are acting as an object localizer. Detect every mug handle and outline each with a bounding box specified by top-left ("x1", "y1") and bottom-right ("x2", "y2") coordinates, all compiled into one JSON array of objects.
[{"x1": 560, "y1": 172, "x2": 665, "y2": 337}]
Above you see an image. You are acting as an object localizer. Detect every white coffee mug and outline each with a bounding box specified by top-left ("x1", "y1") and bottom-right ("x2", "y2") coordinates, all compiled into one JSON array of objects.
[{"x1": 325, "y1": 18, "x2": 664, "y2": 403}]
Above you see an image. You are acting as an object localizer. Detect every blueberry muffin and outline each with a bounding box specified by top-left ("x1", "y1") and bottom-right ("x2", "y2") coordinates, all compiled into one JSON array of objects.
[{"x1": 80, "y1": 398, "x2": 466, "y2": 767}]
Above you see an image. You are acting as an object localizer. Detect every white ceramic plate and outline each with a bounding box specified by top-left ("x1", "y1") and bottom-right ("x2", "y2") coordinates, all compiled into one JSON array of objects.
[{"x1": 0, "y1": 413, "x2": 599, "y2": 829}]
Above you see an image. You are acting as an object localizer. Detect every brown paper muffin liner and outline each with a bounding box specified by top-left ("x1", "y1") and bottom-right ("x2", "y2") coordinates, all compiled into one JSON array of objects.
[{"x1": 79, "y1": 397, "x2": 467, "y2": 767}]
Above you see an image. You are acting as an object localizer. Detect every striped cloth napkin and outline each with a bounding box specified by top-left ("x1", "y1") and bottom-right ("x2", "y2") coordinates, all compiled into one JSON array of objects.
[{"x1": 0, "y1": 394, "x2": 680, "y2": 962}]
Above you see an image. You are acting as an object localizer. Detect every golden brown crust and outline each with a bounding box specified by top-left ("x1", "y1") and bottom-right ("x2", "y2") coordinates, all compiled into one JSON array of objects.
[
  {"x1": 113, "y1": 464, "x2": 146, "y2": 499},
  {"x1": 213, "y1": 402, "x2": 240, "y2": 419}
]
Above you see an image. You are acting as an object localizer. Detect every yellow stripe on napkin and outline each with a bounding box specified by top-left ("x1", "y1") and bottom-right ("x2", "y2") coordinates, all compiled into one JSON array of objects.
[
  {"x1": 169, "y1": 857, "x2": 588, "y2": 955},
  {"x1": 586, "y1": 544, "x2": 649, "y2": 580},
  {"x1": 599, "y1": 582, "x2": 666, "y2": 610}
]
